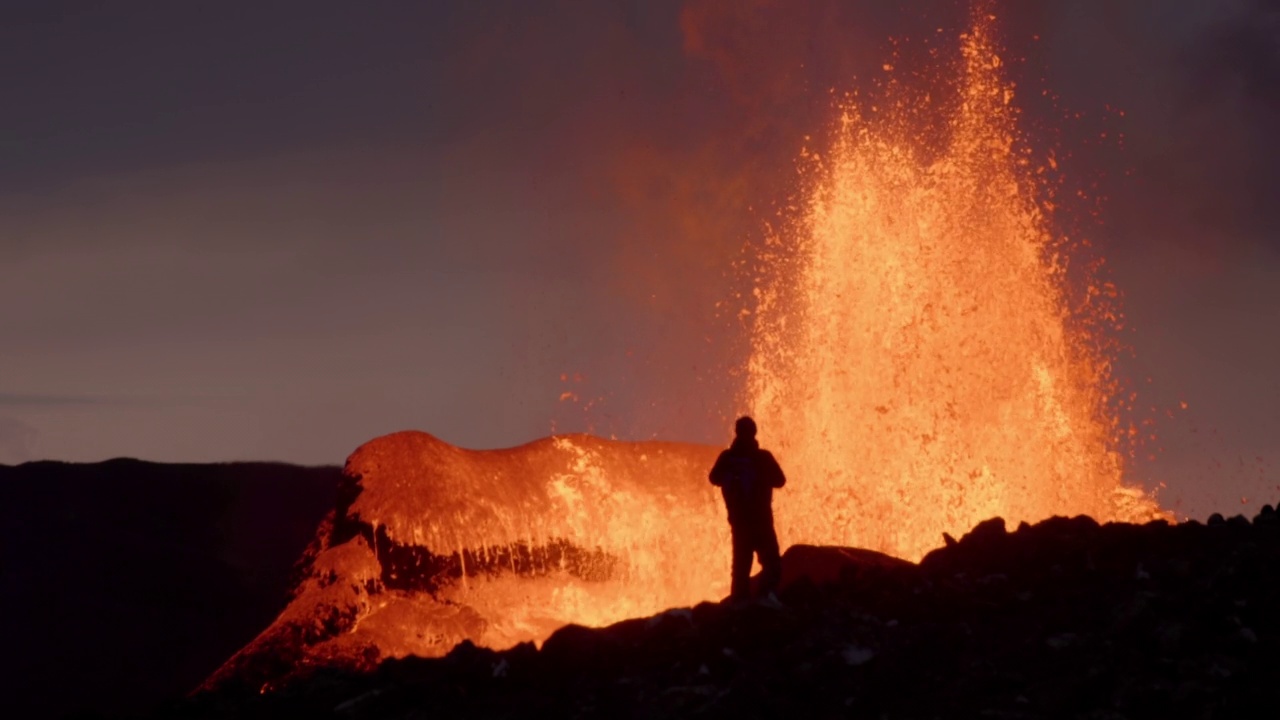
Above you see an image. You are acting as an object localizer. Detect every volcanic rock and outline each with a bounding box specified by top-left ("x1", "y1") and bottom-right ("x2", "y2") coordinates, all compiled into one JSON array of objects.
[
  {"x1": 200, "y1": 425, "x2": 1177, "y2": 702},
  {"x1": 167, "y1": 509, "x2": 1280, "y2": 719},
  {"x1": 775, "y1": 544, "x2": 913, "y2": 589}
]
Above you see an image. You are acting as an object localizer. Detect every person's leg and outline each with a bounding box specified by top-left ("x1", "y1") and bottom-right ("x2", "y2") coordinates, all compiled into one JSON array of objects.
[
  {"x1": 730, "y1": 525, "x2": 753, "y2": 601},
  {"x1": 757, "y1": 522, "x2": 782, "y2": 595}
]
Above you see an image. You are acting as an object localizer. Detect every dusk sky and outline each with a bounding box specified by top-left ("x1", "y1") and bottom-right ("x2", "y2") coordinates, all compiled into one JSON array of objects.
[{"x1": 2, "y1": 1, "x2": 1277, "y2": 519}]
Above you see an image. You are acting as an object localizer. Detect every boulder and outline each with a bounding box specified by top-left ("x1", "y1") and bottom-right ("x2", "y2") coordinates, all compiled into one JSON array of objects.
[{"x1": 777, "y1": 544, "x2": 914, "y2": 590}]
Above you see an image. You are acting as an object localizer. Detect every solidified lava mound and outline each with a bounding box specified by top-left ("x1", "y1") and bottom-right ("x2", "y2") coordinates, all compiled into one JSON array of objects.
[
  {"x1": 200, "y1": 431, "x2": 724, "y2": 696},
  {"x1": 175, "y1": 508, "x2": 1280, "y2": 719}
]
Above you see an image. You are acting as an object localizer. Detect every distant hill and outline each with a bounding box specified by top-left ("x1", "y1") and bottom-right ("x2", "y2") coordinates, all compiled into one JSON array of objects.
[{"x1": 0, "y1": 459, "x2": 341, "y2": 719}]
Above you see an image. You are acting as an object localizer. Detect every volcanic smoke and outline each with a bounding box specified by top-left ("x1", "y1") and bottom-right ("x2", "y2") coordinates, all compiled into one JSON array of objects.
[{"x1": 209, "y1": 12, "x2": 1168, "y2": 688}]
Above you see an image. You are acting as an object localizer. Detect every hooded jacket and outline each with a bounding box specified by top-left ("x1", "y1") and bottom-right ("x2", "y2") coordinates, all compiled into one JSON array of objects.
[{"x1": 708, "y1": 436, "x2": 786, "y2": 527}]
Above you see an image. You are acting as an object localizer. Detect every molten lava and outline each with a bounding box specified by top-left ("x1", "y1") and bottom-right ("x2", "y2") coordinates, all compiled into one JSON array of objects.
[
  {"x1": 344, "y1": 433, "x2": 727, "y2": 647},
  {"x1": 748, "y1": 18, "x2": 1163, "y2": 560},
  {"x1": 208, "y1": 13, "x2": 1167, "y2": 691},
  {"x1": 204, "y1": 433, "x2": 730, "y2": 691}
]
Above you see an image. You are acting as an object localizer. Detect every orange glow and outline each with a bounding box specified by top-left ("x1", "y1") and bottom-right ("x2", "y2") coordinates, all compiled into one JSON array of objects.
[
  {"x1": 211, "y1": 12, "x2": 1169, "y2": 687},
  {"x1": 235, "y1": 432, "x2": 730, "y2": 668},
  {"x1": 748, "y1": 15, "x2": 1164, "y2": 560}
]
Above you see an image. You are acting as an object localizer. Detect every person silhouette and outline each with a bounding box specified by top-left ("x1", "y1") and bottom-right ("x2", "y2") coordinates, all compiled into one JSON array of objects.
[{"x1": 709, "y1": 416, "x2": 787, "y2": 601}]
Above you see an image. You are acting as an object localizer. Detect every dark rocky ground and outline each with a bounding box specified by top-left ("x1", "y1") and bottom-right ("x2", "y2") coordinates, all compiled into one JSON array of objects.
[
  {"x1": 0, "y1": 460, "x2": 340, "y2": 719},
  {"x1": 155, "y1": 507, "x2": 1280, "y2": 720}
]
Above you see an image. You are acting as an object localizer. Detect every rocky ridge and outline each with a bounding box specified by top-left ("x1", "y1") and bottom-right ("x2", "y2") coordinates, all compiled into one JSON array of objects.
[{"x1": 169, "y1": 507, "x2": 1280, "y2": 719}]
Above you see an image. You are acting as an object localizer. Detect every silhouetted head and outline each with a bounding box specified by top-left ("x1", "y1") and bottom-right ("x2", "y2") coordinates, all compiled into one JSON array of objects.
[{"x1": 734, "y1": 416, "x2": 757, "y2": 439}]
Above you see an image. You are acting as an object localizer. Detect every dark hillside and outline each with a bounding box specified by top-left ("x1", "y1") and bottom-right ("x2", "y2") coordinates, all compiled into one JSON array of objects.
[
  {"x1": 169, "y1": 510, "x2": 1280, "y2": 719},
  {"x1": 0, "y1": 459, "x2": 341, "y2": 718}
]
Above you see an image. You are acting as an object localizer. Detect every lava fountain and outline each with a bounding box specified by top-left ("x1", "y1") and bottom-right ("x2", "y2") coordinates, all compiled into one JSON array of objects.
[
  {"x1": 749, "y1": 17, "x2": 1163, "y2": 560},
  {"x1": 207, "y1": 12, "x2": 1166, "y2": 692}
]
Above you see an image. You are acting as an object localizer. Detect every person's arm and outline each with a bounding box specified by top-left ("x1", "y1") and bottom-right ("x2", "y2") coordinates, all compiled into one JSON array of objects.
[
  {"x1": 762, "y1": 451, "x2": 786, "y2": 488},
  {"x1": 708, "y1": 451, "x2": 729, "y2": 486}
]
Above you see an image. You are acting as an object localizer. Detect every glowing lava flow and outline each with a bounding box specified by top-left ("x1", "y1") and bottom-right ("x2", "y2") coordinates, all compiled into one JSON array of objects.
[
  {"x1": 748, "y1": 18, "x2": 1164, "y2": 560},
  {"x1": 343, "y1": 432, "x2": 727, "y2": 647},
  {"x1": 203, "y1": 432, "x2": 732, "y2": 692},
  {"x1": 206, "y1": 14, "x2": 1168, "y2": 692}
]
